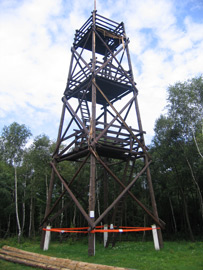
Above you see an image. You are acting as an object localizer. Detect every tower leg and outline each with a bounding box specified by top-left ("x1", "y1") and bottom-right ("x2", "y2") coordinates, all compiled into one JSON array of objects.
[
  {"x1": 43, "y1": 226, "x2": 51, "y2": 251},
  {"x1": 88, "y1": 232, "x2": 95, "y2": 256},
  {"x1": 88, "y1": 154, "x2": 96, "y2": 256},
  {"x1": 152, "y1": 224, "x2": 160, "y2": 250},
  {"x1": 40, "y1": 167, "x2": 55, "y2": 249},
  {"x1": 104, "y1": 224, "x2": 108, "y2": 247},
  {"x1": 88, "y1": 9, "x2": 96, "y2": 255},
  {"x1": 146, "y1": 158, "x2": 163, "y2": 248},
  {"x1": 40, "y1": 103, "x2": 65, "y2": 249}
]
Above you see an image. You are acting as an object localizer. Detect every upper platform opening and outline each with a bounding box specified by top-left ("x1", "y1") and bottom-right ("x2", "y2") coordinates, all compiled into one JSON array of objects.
[{"x1": 73, "y1": 12, "x2": 125, "y2": 55}]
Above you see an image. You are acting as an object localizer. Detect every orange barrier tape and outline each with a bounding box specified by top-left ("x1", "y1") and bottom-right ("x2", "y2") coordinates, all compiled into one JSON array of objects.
[
  {"x1": 53, "y1": 225, "x2": 105, "y2": 230},
  {"x1": 43, "y1": 227, "x2": 160, "y2": 234},
  {"x1": 92, "y1": 227, "x2": 160, "y2": 233}
]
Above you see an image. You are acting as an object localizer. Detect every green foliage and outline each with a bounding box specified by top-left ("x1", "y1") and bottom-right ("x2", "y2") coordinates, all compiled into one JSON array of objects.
[
  {"x1": 0, "y1": 161, "x2": 15, "y2": 235},
  {"x1": 0, "y1": 123, "x2": 55, "y2": 238},
  {"x1": 167, "y1": 76, "x2": 203, "y2": 138},
  {"x1": 151, "y1": 76, "x2": 203, "y2": 239},
  {"x1": 1, "y1": 122, "x2": 32, "y2": 165}
]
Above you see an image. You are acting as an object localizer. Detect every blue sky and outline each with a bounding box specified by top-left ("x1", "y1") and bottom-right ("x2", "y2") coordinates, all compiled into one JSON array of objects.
[{"x1": 0, "y1": 0, "x2": 203, "y2": 144}]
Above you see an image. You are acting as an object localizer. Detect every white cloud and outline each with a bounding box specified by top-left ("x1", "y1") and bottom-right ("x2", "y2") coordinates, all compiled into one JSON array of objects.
[
  {"x1": 0, "y1": 0, "x2": 203, "y2": 144},
  {"x1": 0, "y1": 0, "x2": 69, "y2": 139}
]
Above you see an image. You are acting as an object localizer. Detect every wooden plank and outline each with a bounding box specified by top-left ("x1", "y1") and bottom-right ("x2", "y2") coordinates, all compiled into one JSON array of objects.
[
  {"x1": 0, "y1": 246, "x2": 134, "y2": 270},
  {"x1": 0, "y1": 253, "x2": 61, "y2": 270}
]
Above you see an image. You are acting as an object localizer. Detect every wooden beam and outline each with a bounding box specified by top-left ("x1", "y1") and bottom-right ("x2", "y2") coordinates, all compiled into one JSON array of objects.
[
  {"x1": 90, "y1": 149, "x2": 164, "y2": 228},
  {"x1": 93, "y1": 156, "x2": 152, "y2": 226},
  {"x1": 51, "y1": 162, "x2": 94, "y2": 228}
]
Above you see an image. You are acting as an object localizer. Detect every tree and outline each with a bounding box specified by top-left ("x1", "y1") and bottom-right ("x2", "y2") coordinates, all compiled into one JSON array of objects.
[
  {"x1": 167, "y1": 76, "x2": 203, "y2": 221},
  {"x1": 0, "y1": 160, "x2": 14, "y2": 238},
  {"x1": 23, "y1": 134, "x2": 52, "y2": 237},
  {"x1": 1, "y1": 122, "x2": 32, "y2": 242},
  {"x1": 167, "y1": 76, "x2": 203, "y2": 151},
  {"x1": 151, "y1": 76, "x2": 203, "y2": 240}
]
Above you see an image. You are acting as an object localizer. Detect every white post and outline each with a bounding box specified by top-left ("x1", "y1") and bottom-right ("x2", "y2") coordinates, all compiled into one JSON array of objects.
[
  {"x1": 104, "y1": 224, "x2": 108, "y2": 247},
  {"x1": 89, "y1": 211, "x2": 95, "y2": 256},
  {"x1": 152, "y1": 224, "x2": 160, "y2": 250},
  {"x1": 43, "y1": 226, "x2": 51, "y2": 251}
]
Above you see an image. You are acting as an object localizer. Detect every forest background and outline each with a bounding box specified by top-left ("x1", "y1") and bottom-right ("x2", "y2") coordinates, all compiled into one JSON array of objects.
[{"x1": 0, "y1": 76, "x2": 202, "y2": 243}]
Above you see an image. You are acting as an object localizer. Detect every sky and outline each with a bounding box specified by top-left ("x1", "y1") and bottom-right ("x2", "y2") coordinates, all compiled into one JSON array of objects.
[{"x1": 0, "y1": 0, "x2": 203, "y2": 145}]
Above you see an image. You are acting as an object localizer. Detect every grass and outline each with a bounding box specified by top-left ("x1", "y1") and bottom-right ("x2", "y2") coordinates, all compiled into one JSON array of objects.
[{"x1": 0, "y1": 237, "x2": 203, "y2": 270}]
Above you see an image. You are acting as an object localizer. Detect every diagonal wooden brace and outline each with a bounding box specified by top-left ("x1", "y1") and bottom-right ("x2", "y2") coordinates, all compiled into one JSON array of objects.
[
  {"x1": 93, "y1": 152, "x2": 152, "y2": 226},
  {"x1": 51, "y1": 162, "x2": 95, "y2": 228},
  {"x1": 94, "y1": 29, "x2": 136, "y2": 88},
  {"x1": 40, "y1": 154, "x2": 90, "y2": 227},
  {"x1": 93, "y1": 80, "x2": 150, "y2": 160},
  {"x1": 62, "y1": 96, "x2": 89, "y2": 135},
  {"x1": 94, "y1": 39, "x2": 130, "y2": 76},
  {"x1": 90, "y1": 148, "x2": 164, "y2": 229},
  {"x1": 94, "y1": 95, "x2": 136, "y2": 144}
]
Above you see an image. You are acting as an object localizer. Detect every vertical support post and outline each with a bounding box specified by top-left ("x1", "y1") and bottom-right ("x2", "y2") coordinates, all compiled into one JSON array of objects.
[
  {"x1": 40, "y1": 167, "x2": 55, "y2": 249},
  {"x1": 43, "y1": 226, "x2": 51, "y2": 251},
  {"x1": 152, "y1": 224, "x2": 160, "y2": 251},
  {"x1": 132, "y1": 54, "x2": 164, "y2": 248},
  {"x1": 40, "y1": 103, "x2": 66, "y2": 249},
  {"x1": 88, "y1": 209, "x2": 95, "y2": 256},
  {"x1": 103, "y1": 106, "x2": 108, "y2": 224},
  {"x1": 88, "y1": 8, "x2": 96, "y2": 256},
  {"x1": 125, "y1": 27, "x2": 161, "y2": 241},
  {"x1": 104, "y1": 224, "x2": 108, "y2": 247},
  {"x1": 103, "y1": 166, "x2": 108, "y2": 222},
  {"x1": 146, "y1": 157, "x2": 163, "y2": 248}
]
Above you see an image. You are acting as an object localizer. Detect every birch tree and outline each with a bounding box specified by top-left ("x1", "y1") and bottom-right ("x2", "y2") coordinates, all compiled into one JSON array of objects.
[{"x1": 1, "y1": 122, "x2": 31, "y2": 242}]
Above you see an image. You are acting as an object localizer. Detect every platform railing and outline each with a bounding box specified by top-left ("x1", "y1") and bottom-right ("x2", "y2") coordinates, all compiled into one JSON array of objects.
[{"x1": 74, "y1": 13, "x2": 124, "y2": 47}]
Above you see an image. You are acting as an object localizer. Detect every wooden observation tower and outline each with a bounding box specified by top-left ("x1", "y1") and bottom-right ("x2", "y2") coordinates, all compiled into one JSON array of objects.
[{"x1": 41, "y1": 8, "x2": 164, "y2": 256}]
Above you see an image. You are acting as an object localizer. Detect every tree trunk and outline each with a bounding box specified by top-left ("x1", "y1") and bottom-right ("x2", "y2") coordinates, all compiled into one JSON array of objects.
[
  {"x1": 60, "y1": 182, "x2": 64, "y2": 228},
  {"x1": 192, "y1": 129, "x2": 203, "y2": 159},
  {"x1": 32, "y1": 198, "x2": 35, "y2": 238},
  {"x1": 178, "y1": 142, "x2": 203, "y2": 220},
  {"x1": 185, "y1": 157, "x2": 203, "y2": 220},
  {"x1": 73, "y1": 205, "x2": 76, "y2": 227},
  {"x1": 22, "y1": 179, "x2": 26, "y2": 235},
  {"x1": 29, "y1": 195, "x2": 33, "y2": 238},
  {"x1": 173, "y1": 154, "x2": 195, "y2": 241},
  {"x1": 45, "y1": 174, "x2": 48, "y2": 204},
  {"x1": 14, "y1": 166, "x2": 21, "y2": 243},
  {"x1": 179, "y1": 185, "x2": 195, "y2": 242},
  {"x1": 168, "y1": 196, "x2": 177, "y2": 233},
  {"x1": 4, "y1": 214, "x2": 11, "y2": 238},
  {"x1": 142, "y1": 214, "x2": 147, "y2": 242}
]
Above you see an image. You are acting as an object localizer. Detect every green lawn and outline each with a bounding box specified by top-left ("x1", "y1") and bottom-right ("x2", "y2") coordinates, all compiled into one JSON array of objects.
[{"x1": 0, "y1": 238, "x2": 203, "y2": 270}]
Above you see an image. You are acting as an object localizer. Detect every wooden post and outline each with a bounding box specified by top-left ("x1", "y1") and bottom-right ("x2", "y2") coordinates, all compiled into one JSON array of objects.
[
  {"x1": 146, "y1": 158, "x2": 163, "y2": 248},
  {"x1": 126, "y1": 30, "x2": 164, "y2": 246},
  {"x1": 40, "y1": 103, "x2": 66, "y2": 249},
  {"x1": 104, "y1": 224, "x2": 108, "y2": 247},
  {"x1": 43, "y1": 226, "x2": 51, "y2": 251},
  {"x1": 40, "y1": 167, "x2": 55, "y2": 249},
  {"x1": 152, "y1": 224, "x2": 160, "y2": 251},
  {"x1": 88, "y1": 8, "x2": 96, "y2": 256},
  {"x1": 88, "y1": 210, "x2": 95, "y2": 256}
]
